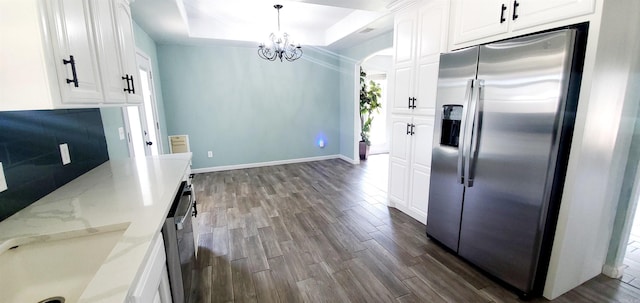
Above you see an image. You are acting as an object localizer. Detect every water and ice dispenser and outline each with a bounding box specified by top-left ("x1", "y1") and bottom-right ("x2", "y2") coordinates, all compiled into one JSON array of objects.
[{"x1": 440, "y1": 105, "x2": 463, "y2": 148}]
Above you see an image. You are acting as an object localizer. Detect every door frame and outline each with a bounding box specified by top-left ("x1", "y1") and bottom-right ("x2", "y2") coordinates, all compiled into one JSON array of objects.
[
  {"x1": 603, "y1": 155, "x2": 640, "y2": 278},
  {"x1": 136, "y1": 49, "x2": 163, "y2": 154}
]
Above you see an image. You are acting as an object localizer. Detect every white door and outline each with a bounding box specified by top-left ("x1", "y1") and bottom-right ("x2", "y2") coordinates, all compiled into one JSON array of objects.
[
  {"x1": 123, "y1": 105, "x2": 151, "y2": 157},
  {"x1": 136, "y1": 52, "x2": 161, "y2": 155},
  {"x1": 123, "y1": 51, "x2": 161, "y2": 157},
  {"x1": 451, "y1": 0, "x2": 510, "y2": 45}
]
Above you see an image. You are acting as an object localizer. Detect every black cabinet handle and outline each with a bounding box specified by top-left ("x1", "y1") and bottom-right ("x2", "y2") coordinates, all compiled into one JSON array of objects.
[
  {"x1": 500, "y1": 4, "x2": 507, "y2": 23},
  {"x1": 406, "y1": 123, "x2": 411, "y2": 135},
  {"x1": 408, "y1": 97, "x2": 412, "y2": 109},
  {"x1": 192, "y1": 200, "x2": 198, "y2": 217},
  {"x1": 122, "y1": 74, "x2": 131, "y2": 93},
  {"x1": 411, "y1": 97, "x2": 417, "y2": 109},
  {"x1": 63, "y1": 55, "x2": 79, "y2": 87},
  {"x1": 512, "y1": 0, "x2": 519, "y2": 20},
  {"x1": 129, "y1": 75, "x2": 135, "y2": 94},
  {"x1": 146, "y1": 141, "x2": 153, "y2": 146},
  {"x1": 410, "y1": 124, "x2": 415, "y2": 135}
]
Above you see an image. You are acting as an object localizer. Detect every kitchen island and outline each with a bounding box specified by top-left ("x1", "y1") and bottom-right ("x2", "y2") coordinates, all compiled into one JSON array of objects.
[{"x1": 0, "y1": 153, "x2": 192, "y2": 302}]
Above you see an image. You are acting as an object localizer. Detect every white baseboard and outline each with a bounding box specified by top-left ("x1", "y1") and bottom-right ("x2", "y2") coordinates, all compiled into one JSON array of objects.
[
  {"x1": 602, "y1": 264, "x2": 625, "y2": 279},
  {"x1": 192, "y1": 155, "x2": 342, "y2": 173},
  {"x1": 339, "y1": 154, "x2": 359, "y2": 164}
]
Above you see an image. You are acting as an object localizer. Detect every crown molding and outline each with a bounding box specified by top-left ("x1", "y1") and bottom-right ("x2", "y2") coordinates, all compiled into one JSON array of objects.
[{"x1": 386, "y1": 0, "x2": 419, "y2": 12}]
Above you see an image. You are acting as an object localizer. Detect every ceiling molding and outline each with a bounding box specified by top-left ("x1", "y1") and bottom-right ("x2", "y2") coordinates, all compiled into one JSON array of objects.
[
  {"x1": 131, "y1": 0, "x2": 396, "y2": 48},
  {"x1": 386, "y1": 0, "x2": 419, "y2": 12}
]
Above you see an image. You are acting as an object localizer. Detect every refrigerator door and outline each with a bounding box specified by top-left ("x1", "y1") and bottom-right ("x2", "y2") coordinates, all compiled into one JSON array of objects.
[
  {"x1": 426, "y1": 46, "x2": 478, "y2": 252},
  {"x1": 457, "y1": 29, "x2": 576, "y2": 293}
]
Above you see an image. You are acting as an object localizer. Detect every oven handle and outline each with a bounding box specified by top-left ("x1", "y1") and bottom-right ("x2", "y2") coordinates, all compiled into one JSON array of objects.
[{"x1": 175, "y1": 194, "x2": 193, "y2": 230}]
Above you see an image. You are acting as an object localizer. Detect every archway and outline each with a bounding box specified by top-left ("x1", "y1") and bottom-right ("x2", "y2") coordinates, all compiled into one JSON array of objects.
[{"x1": 354, "y1": 48, "x2": 393, "y2": 160}]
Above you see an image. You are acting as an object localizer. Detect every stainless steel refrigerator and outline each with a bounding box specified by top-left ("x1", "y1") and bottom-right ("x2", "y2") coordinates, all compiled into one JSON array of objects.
[{"x1": 426, "y1": 27, "x2": 586, "y2": 297}]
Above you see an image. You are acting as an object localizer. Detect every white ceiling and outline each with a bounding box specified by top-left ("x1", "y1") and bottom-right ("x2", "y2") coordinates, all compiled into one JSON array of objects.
[{"x1": 130, "y1": 0, "x2": 398, "y2": 49}]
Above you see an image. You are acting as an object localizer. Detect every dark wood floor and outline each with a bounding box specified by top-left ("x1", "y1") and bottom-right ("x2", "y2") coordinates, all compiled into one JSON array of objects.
[{"x1": 190, "y1": 156, "x2": 640, "y2": 303}]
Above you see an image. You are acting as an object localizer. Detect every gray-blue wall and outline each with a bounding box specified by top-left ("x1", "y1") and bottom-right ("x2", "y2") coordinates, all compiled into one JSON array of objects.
[
  {"x1": 157, "y1": 44, "x2": 341, "y2": 169},
  {"x1": 100, "y1": 108, "x2": 128, "y2": 160},
  {"x1": 337, "y1": 31, "x2": 393, "y2": 161}
]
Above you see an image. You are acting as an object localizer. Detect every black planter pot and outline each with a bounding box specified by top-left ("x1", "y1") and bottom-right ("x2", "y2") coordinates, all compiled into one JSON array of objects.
[{"x1": 359, "y1": 141, "x2": 370, "y2": 160}]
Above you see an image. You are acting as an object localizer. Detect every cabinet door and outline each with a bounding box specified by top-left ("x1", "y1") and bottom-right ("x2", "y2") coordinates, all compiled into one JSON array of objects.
[
  {"x1": 451, "y1": 0, "x2": 510, "y2": 45},
  {"x1": 393, "y1": 10, "x2": 417, "y2": 66},
  {"x1": 48, "y1": 0, "x2": 103, "y2": 103},
  {"x1": 91, "y1": 0, "x2": 127, "y2": 103},
  {"x1": 113, "y1": 0, "x2": 143, "y2": 103},
  {"x1": 416, "y1": 0, "x2": 448, "y2": 63},
  {"x1": 407, "y1": 117, "x2": 435, "y2": 223},
  {"x1": 510, "y1": 0, "x2": 595, "y2": 32},
  {"x1": 388, "y1": 116, "x2": 413, "y2": 206},
  {"x1": 129, "y1": 233, "x2": 170, "y2": 303},
  {"x1": 413, "y1": 61, "x2": 439, "y2": 116},
  {"x1": 390, "y1": 65, "x2": 413, "y2": 114}
]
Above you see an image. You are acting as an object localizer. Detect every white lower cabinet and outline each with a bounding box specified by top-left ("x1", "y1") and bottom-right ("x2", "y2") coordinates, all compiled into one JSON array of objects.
[
  {"x1": 388, "y1": 116, "x2": 434, "y2": 223},
  {"x1": 129, "y1": 233, "x2": 172, "y2": 303}
]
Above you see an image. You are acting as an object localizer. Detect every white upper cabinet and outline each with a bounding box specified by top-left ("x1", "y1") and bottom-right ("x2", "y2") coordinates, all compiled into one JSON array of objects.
[
  {"x1": 92, "y1": 0, "x2": 143, "y2": 104},
  {"x1": 451, "y1": 0, "x2": 510, "y2": 45},
  {"x1": 92, "y1": 0, "x2": 127, "y2": 103},
  {"x1": 113, "y1": 0, "x2": 143, "y2": 103},
  {"x1": 450, "y1": 0, "x2": 595, "y2": 48},
  {"x1": 48, "y1": 0, "x2": 104, "y2": 103},
  {"x1": 393, "y1": 10, "x2": 417, "y2": 66},
  {"x1": 0, "y1": 0, "x2": 141, "y2": 111},
  {"x1": 416, "y1": 2, "x2": 449, "y2": 63},
  {"x1": 510, "y1": 0, "x2": 596, "y2": 31}
]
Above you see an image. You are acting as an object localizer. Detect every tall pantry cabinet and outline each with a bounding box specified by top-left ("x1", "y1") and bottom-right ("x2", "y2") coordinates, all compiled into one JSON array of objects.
[{"x1": 388, "y1": 0, "x2": 449, "y2": 223}]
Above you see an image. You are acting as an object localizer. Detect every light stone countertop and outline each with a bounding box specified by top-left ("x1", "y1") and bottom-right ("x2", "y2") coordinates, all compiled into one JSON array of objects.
[{"x1": 0, "y1": 153, "x2": 192, "y2": 302}]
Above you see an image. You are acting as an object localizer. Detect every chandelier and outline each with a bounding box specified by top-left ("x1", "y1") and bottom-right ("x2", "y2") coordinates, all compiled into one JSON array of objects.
[{"x1": 258, "y1": 4, "x2": 303, "y2": 62}]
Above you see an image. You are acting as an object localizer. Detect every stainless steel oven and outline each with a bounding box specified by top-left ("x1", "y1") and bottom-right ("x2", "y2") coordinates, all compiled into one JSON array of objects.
[{"x1": 162, "y1": 181, "x2": 197, "y2": 303}]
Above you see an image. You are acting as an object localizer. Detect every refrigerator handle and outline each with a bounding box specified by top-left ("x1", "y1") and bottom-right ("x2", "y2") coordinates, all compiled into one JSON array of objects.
[
  {"x1": 464, "y1": 79, "x2": 479, "y2": 187},
  {"x1": 465, "y1": 80, "x2": 483, "y2": 187},
  {"x1": 458, "y1": 79, "x2": 474, "y2": 184}
]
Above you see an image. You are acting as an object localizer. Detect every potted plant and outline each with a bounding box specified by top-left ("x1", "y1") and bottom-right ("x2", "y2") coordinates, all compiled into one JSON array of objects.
[{"x1": 359, "y1": 67, "x2": 382, "y2": 160}]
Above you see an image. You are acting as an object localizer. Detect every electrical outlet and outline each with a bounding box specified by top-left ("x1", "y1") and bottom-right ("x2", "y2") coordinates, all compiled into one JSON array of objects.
[
  {"x1": 207, "y1": 151, "x2": 213, "y2": 158},
  {"x1": 0, "y1": 162, "x2": 7, "y2": 192},
  {"x1": 60, "y1": 143, "x2": 71, "y2": 165},
  {"x1": 118, "y1": 127, "x2": 125, "y2": 140}
]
